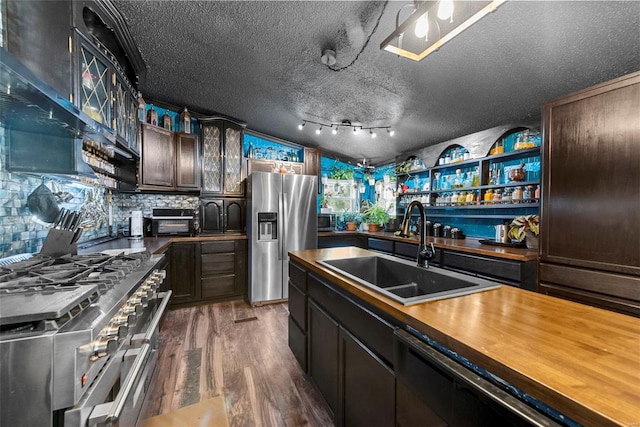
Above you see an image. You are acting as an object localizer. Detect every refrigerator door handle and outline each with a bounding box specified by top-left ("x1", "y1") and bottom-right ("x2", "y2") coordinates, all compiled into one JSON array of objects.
[
  {"x1": 278, "y1": 192, "x2": 284, "y2": 260},
  {"x1": 282, "y1": 192, "x2": 289, "y2": 260}
]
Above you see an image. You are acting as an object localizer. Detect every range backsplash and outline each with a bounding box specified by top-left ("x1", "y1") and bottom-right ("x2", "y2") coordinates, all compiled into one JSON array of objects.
[{"x1": 0, "y1": 128, "x2": 199, "y2": 258}]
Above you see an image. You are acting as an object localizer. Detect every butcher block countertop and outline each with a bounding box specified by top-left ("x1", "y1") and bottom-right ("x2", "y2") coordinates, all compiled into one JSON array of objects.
[
  {"x1": 319, "y1": 230, "x2": 539, "y2": 261},
  {"x1": 289, "y1": 247, "x2": 640, "y2": 427},
  {"x1": 78, "y1": 234, "x2": 247, "y2": 255}
]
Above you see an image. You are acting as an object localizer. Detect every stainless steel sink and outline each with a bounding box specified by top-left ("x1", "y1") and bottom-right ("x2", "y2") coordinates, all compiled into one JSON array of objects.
[{"x1": 318, "y1": 255, "x2": 500, "y2": 305}]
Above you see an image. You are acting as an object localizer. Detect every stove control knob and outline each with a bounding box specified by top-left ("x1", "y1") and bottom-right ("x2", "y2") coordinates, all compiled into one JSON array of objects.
[
  {"x1": 121, "y1": 303, "x2": 142, "y2": 317},
  {"x1": 153, "y1": 269, "x2": 167, "y2": 280},
  {"x1": 128, "y1": 294, "x2": 147, "y2": 306},
  {"x1": 103, "y1": 324, "x2": 128, "y2": 338},
  {"x1": 144, "y1": 279, "x2": 158, "y2": 291},
  {"x1": 112, "y1": 313, "x2": 135, "y2": 326},
  {"x1": 93, "y1": 338, "x2": 118, "y2": 356}
]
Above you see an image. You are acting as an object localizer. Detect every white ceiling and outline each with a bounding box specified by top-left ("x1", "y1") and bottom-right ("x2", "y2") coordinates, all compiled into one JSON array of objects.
[{"x1": 113, "y1": 1, "x2": 640, "y2": 165}]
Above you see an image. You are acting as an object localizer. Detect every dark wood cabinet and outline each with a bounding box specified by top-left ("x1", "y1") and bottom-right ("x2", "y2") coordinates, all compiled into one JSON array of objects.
[
  {"x1": 169, "y1": 242, "x2": 199, "y2": 305},
  {"x1": 200, "y1": 119, "x2": 245, "y2": 196},
  {"x1": 200, "y1": 240, "x2": 245, "y2": 300},
  {"x1": 139, "y1": 125, "x2": 200, "y2": 191},
  {"x1": 304, "y1": 147, "x2": 321, "y2": 176},
  {"x1": 200, "y1": 199, "x2": 246, "y2": 234},
  {"x1": 340, "y1": 327, "x2": 395, "y2": 427},
  {"x1": 175, "y1": 132, "x2": 200, "y2": 190},
  {"x1": 140, "y1": 124, "x2": 174, "y2": 189},
  {"x1": 167, "y1": 239, "x2": 247, "y2": 308},
  {"x1": 291, "y1": 263, "x2": 396, "y2": 425},
  {"x1": 318, "y1": 235, "x2": 367, "y2": 249},
  {"x1": 541, "y1": 71, "x2": 640, "y2": 316},
  {"x1": 308, "y1": 299, "x2": 340, "y2": 416}
]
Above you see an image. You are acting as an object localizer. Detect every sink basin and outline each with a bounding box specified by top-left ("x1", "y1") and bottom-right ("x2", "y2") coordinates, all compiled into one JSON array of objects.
[{"x1": 317, "y1": 255, "x2": 500, "y2": 305}]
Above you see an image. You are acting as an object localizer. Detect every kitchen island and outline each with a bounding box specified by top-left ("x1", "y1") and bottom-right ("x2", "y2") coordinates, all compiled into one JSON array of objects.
[{"x1": 289, "y1": 247, "x2": 640, "y2": 427}]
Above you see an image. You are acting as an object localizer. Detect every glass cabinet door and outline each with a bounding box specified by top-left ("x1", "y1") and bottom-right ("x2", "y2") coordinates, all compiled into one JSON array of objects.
[
  {"x1": 224, "y1": 125, "x2": 243, "y2": 195},
  {"x1": 113, "y1": 75, "x2": 127, "y2": 137},
  {"x1": 202, "y1": 123, "x2": 223, "y2": 193},
  {"x1": 79, "y1": 45, "x2": 110, "y2": 125}
]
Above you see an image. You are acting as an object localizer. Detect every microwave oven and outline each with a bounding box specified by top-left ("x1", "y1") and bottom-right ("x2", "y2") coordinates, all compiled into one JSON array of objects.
[
  {"x1": 151, "y1": 208, "x2": 194, "y2": 236},
  {"x1": 318, "y1": 213, "x2": 336, "y2": 231}
]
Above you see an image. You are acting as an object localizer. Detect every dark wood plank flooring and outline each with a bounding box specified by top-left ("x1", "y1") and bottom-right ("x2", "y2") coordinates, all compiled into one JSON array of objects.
[{"x1": 140, "y1": 301, "x2": 334, "y2": 427}]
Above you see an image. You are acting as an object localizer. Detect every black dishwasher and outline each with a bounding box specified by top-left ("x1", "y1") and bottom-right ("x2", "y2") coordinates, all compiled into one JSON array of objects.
[{"x1": 394, "y1": 329, "x2": 565, "y2": 427}]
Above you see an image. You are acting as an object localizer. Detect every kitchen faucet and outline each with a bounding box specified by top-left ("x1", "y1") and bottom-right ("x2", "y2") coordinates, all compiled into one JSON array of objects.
[{"x1": 399, "y1": 200, "x2": 436, "y2": 268}]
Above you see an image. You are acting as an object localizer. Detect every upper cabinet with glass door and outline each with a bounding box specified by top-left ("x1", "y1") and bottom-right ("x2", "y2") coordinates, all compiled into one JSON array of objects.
[
  {"x1": 200, "y1": 119, "x2": 245, "y2": 196},
  {"x1": 70, "y1": 1, "x2": 146, "y2": 156}
]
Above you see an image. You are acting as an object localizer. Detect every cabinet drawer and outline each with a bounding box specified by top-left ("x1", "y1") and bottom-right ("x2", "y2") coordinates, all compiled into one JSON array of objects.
[
  {"x1": 202, "y1": 275, "x2": 235, "y2": 298},
  {"x1": 442, "y1": 251, "x2": 521, "y2": 284},
  {"x1": 368, "y1": 238, "x2": 394, "y2": 253},
  {"x1": 288, "y1": 316, "x2": 307, "y2": 372},
  {"x1": 201, "y1": 241, "x2": 236, "y2": 254},
  {"x1": 308, "y1": 273, "x2": 396, "y2": 365},
  {"x1": 201, "y1": 253, "x2": 235, "y2": 275},
  {"x1": 289, "y1": 262, "x2": 307, "y2": 292},
  {"x1": 288, "y1": 281, "x2": 307, "y2": 330}
]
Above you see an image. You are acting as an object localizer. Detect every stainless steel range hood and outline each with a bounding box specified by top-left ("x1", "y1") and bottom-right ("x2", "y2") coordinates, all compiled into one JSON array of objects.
[{"x1": 0, "y1": 47, "x2": 129, "y2": 176}]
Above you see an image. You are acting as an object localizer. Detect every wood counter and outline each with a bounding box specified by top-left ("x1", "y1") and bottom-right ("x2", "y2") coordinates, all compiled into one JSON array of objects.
[
  {"x1": 319, "y1": 231, "x2": 538, "y2": 262},
  {"x1": 78, "y1": 234, "x2": 247, "y2": 255},
  {"x1": 289, "y1": 247, "x2": 640, "y2": 427}
]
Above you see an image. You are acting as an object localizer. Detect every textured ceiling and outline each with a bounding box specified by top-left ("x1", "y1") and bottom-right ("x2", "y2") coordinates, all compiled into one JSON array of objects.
[{"x1": 113, "y1": 1, "x2": 640, "y2": 166}]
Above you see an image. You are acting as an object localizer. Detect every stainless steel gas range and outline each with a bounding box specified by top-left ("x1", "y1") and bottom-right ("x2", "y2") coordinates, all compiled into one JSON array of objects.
[{"x1": 0, "y1": 250, "x2": 171, "y2": 427}]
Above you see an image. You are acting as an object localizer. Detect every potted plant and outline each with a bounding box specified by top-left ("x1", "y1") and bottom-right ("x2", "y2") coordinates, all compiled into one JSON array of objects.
[
  {"x1": 341, "y1": 211, "x2": 362, "y2": 231},
  {"x1": 508, "y1": 214, "x2": 540, "y2": 249},
  {"x1": 362, "y1": 204, "x2": 391, "y2": 232}
]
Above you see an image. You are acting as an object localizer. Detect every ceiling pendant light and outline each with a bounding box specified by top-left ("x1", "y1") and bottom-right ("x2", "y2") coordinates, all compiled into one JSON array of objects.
[
  {"x1": 298, "y1": 121, "x2": 306, "y2": 130},
  {"x1": 437, "y1": 0, "x2": 454, "y2": 22},
  {"x1": 381, "y1": 1, "x2": 506, "y2": 62},
  {"x1": 414, "y1": 11, "x2": 429, "y2": 39}
]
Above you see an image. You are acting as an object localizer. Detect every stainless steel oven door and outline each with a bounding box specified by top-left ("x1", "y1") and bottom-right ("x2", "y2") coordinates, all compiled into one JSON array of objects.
[{"x1": 64, "y1": 290, "x2": 171, "y2": 427}]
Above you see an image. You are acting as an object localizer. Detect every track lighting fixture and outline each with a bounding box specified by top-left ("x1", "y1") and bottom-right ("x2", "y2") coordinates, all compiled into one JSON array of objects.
[{"x1": 296, "y1": 119, "x2": 394, "y2": 137}]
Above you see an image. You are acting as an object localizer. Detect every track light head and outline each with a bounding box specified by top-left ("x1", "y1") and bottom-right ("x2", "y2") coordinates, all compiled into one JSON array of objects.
[
  {"x1": 332, "y1": 127, "x2": 338, "y2": 135},
  {"x1": 298, "y1": 121, "x2": 305, "y2": 130},
  {"x1": 387, "y1": 128, "x2": 395, "y2": 137},
  {"x1": 316, "y1": 126, "x2": 322, "y2": 135}
]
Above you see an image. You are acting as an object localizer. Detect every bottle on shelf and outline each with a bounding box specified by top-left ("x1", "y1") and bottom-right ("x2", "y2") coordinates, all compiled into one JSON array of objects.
[
  {"x1": 180, "y1": 107, "x2": 191, "y2": 133},
  {"x1": 147, "y1": 104, "x2": 158, "y2": 126},
  {"x1": 484, "y1": 189, "x2": 494, "y2": 205},
  {"x1": 534, "y1": 185, "x2": 541, "y2": 202}
]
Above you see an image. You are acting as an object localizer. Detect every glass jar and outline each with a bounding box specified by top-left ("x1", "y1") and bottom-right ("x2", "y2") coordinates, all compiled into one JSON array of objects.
[
  {"x1": 466, "y1": 190, "x2": 475, "y2": 204},
  {"x1": 484, "y1": 189, "x2": 493, "y2": 205},
  {"x1": 523, "y1": 185, "x2": 533, "y2": 203},
  {"x1": 451, "y1": 192, "x2": 458, "y2": 205},
  {"x1": 534, "y1": 185, "x2": 541, "y2": 201},
  {"x1": 493, "y1": 188, "x2": 502, "y2": 204},
  {"x1": 502, "y1": 188, "x2": 512, "y2": 204},
  {"x1": 512, "y1": 186, "x2": 523, "y2": 203}
]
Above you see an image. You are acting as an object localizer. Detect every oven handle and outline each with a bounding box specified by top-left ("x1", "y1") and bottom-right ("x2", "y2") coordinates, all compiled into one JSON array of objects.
[
  {"x1": 140, "y1": 290, "x2": 172, "y2": 344},
  {"x1": 87, "y1": 343, "x2": 151, "y2": 425}
]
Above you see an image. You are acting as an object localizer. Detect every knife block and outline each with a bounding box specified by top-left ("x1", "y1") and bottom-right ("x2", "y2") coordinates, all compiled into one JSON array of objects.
[{"x1": 40, "y1": 229, "x2": 78, "y2": 257}]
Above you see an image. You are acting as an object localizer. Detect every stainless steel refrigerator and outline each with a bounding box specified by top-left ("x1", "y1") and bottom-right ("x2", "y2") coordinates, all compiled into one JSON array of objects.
[{"x1": 247, "y1": 172, "x2": 318, "y2": 304}]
